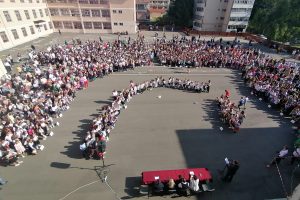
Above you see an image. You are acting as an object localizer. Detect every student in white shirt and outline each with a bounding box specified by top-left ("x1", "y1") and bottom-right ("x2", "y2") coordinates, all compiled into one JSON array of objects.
[{"x1": 267, "y1": 145, "x2": 289, "y2": 168}]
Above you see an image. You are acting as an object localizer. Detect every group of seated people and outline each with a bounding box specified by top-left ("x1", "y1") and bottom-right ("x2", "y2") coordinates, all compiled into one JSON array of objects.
[
  {"x1": 242, "y1": 59, "x2": 300, "y2": 124},
  {"x1": 217, "y1": 92, "x2": 246, "y2": 133},
  {"x1": 151, "y1": 174, "x2": 213, "y2": 197},
  {"x1": 0, "y1": 37, "x2": 152, "y2": 166},
  {"x1": 153, "y1": 35, "x2": 259, "y2": 69},
  {"x1": 81, "y1": 77, "x2": 211, "y2": 159}
]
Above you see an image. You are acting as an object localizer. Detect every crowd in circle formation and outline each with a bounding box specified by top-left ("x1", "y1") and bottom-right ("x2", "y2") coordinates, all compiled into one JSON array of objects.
[
  {"x1": 0, "y1": 34, "x2": 299, "y2": 166},
  {"x1": 80, "y1": 77, "x2": 211, "y2": 160}
]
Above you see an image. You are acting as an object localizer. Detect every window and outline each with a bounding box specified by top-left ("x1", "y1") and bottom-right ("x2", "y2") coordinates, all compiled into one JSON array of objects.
[
  {"x1": 78, "y1": 0, "x2": 88, "y2": 3},
  {"x1": 39, "y1": 9, "x2": 44, "y2": 17},
  {"x1": 101, "y1": 9, "x2": 110, "y2": 17},
  {"x1": 89, "y1": 0, "x2": 98, "y2": 4},
  {"x1": 45, "y1": 9, "x2": 49, "y2": 16},
  {"x1": 81, "y1": 9, "x2": 90, "y2": 17},
  {"x1": 3, "y1": 11, "x2": 12, "y2": 22},
  {"x1": 32, "y1": 10, "x2": 37, "y2": 18},
  {"x1": 60, "y1": 9, "x2": 70, "y2": 16},
  {"x1": 48, "y1": 22, "x2": 53, "y2": 29},
  {"x1": 63, "y1": 21, "x2": 73, "y2": 29},
  {"x1": 10, "y1": 0, "x2": 15, "y2": 2},
  {"x1": 119, "y1": 22, "x2": 123, "y2": 26},
  {"x1": 29, "y1": 0, "x2": 32, "y2": 2},
  {"x1": 93, "y1": 22, "x2": 102, "y2": 29},
  {"x1": 21, "y1": 27, "x2": 27, "y2": 37},
  {"x1": 91, "y1": 9, "x2": 100, "y2": 17},
  {"x1": 11, "y1": 29, "x2": 19, "y2": 39},
  {"x1": 0, "y1": 32, "x2": 9, "y2": 43},
  {"x1": 29, "y1": 26, "x2": 35, "y2": 34},
  {"x1": 193, "y1": 21, "x2": 202, "y2": 28},
  {"x1": 70, "y1": 9, "x2": 80, "y2": 17},
  {"x1": 103, "y1": 22, "x2": 111, "y2": 29},
  {"x1": 24, "y1": 10, "x2": 30, "y2": 19},
  {"x1": 220, "y1": 17, "x2": 224, "y2": 20},
  {"x1": 14, "y1": 10, "x2": 22, "y2": 21},
  {"x1": 196, "y1": 7, "x2": 204, "y2": 12},
  {"x1": 43, "y1": 24, "x2": 47, "y2": 30},
  {"x1": 20, "y1": 0, "x2": 24, "y2": 2},
  {"x1": 112, "y1": 10, "x2": 116, "y2": 14},
  {"x1": 113, "y1": 22, "x2": 117, "y2": 26},
  {"x1": 53, "y1": 21, "x2": 63, "y2": 28},
  {"x1": 50, "y1": 9, "x2": 59, "y2": 16},
  {"x1": 118, "y1": 10, "x2": 122, "y2": 14},
  {"x1": 83, "y1": 22, "x2": 92, "y2": 29},
  {"x1": 73, "y1": 21, "x2": 82, "y2": 29}
]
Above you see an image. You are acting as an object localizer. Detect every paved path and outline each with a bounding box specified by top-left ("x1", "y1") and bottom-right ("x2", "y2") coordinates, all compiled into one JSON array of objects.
[{"x1": 0, "y1": 66, "x2": 298, "y2": 200}]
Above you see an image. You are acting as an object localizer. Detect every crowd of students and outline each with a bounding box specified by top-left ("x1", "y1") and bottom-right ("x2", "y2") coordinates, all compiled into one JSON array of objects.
[
  {"x1": 153, "y1": 36, "x2": 259, "y2": 68},
  {"x1": 217, "y1": 91, "x2": 247, "y2": 133},
  {"x1": 0, "y1": 37, "x2": 152, "y2": 166},
  {"x1": 242, "y1": 60, "x2": 300, "y2": 123},
  {"x1": 81, "y1": 77, "x2": 211, "y2": 159},
  {"x1": 1, "y1": 34, "x2": 299, "y2": 166}
]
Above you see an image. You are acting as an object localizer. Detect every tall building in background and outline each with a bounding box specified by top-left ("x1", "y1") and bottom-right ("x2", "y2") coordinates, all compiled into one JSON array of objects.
[
  {"x1": 0, "y1": 0, "x2": 53, "y2": 51},
  {"x1": 193, "y1": 0, "x2": 255, "y2": 32},
  {"x1": 47, "y1": 0, "x2": 136, "y2": 34},
  {"x1": 136, "y1": 0, "x2": 170, "y2": 23},
  {"x1": 136, "y1": 0, "x2": 150, "y2": 22}
]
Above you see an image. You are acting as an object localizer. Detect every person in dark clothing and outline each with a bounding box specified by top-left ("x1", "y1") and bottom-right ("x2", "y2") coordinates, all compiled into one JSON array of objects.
[
  {"x1": 153, "y1": 179, "x2": 164, "y2": 195},
  {"x1": 222, "y1": 160, "x2": 240, "y2": 182}
]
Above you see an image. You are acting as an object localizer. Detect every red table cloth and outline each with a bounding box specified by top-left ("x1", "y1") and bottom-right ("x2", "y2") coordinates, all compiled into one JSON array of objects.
[{"x1": 142, "y1": 168, "x2": 212, "y2": 185}]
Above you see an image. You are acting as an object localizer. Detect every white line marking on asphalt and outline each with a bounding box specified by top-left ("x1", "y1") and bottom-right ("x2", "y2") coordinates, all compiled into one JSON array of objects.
[{"x1": 58, "y1": 180, "x2": 100, "y2": 200}]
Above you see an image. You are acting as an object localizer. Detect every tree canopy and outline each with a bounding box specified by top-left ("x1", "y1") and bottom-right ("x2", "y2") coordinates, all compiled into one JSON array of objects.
[
  {"x1": 156, "y1": 0, "x2": 194, "y2": 28},
  {"x1": 247, "y1": 0, "x2": 300, "y2": 43}
]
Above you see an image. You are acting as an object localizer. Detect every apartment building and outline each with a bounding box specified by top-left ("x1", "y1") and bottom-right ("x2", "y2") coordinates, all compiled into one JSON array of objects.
[
  {"x1": 136, "y1": 0, "x2": 170, "y2": 22},
  {"x1": 47, "y1": 0, "x2": 136, "y2": 34},
  {"x1": 193, "y1": 0, "x2": 255, "y2": 32},
  {"x1": 136, "y1": 0, "x2": 150, "y2": 22},
  {"x1": 0, "y1": 0, "x2": 53, "y2": 51}
]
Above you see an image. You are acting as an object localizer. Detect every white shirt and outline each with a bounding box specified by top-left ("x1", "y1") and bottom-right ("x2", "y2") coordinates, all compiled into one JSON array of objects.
[{"x1": 279, "y1": 149, "x2": 288, "y2": 157}]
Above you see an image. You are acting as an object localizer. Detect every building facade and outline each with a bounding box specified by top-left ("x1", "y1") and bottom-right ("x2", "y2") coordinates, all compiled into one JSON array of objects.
[
  {"x1": 0, "y1": 0, "x2": 53, "y2": 51},
  {"x1": 47, "y1": 0, "x2": 136, "y2": 34},
  {"x1": 193, "y1": 0, "x2": 255, "y2": 32}
]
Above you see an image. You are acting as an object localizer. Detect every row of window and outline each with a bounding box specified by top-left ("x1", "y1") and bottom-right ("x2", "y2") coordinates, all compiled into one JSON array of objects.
[
  {"x1": 0, "y1": 22, "x2": 52, "y2": 43},
  {"x1": 0, "y1": 0, "x2": 45, "y2": 3},
  {"x1": 112, "y1": 10, "x2": 123, "y2": 14},
  {"x1": 53, "y1": 21, "x2": 111, "y2": 29},
  {"x1": 231, "y1": 8, "x2": 252, "y2": 12},
  {"x1": 47, "y1": 0, "x2": 108, "y2": 4},
  {"x1": 49, "y1": 8, "x2": 110, "y2": 17},
  {"x1": 3, "y1": 9, "x2": 49, "y2": 22},
  {"x1": 228, "y1": 25, "x2": 246, "y2": 29},
  {"x1": 229, "y1": 17, "x2": 250, "y2": 22},
  {"x1": 234, "y1": 0, "x2": 254, "y2": 4}
]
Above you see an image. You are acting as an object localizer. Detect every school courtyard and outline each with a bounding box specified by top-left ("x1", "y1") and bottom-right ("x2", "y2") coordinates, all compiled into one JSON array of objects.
[{"x1": 0, "y1": 32, "x2": 299, "y2": 200}]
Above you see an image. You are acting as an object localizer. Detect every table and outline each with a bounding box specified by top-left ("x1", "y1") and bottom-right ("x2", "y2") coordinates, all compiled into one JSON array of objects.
[{"x1": 141, "y1": 168, "x2": 212, "y2": 185}]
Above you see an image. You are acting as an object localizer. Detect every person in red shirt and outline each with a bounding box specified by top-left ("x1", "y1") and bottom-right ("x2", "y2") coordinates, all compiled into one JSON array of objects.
[{"x1": 225, "y1": 89, "x2": 230, "y2": 98}]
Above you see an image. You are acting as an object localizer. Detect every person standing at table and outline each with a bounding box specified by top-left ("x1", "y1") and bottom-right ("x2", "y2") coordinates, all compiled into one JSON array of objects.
[{"x1": 189, "y1": 175, "x2": 200, "y2": 192}]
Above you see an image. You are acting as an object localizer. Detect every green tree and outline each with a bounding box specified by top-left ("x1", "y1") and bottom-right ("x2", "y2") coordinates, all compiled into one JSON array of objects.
[
  {"x1": 156, "y1": 0, "x2": 194, "y2": 28},
  {"x1": 248, "y1": 0, "x2": 300, "y2": 42}
]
